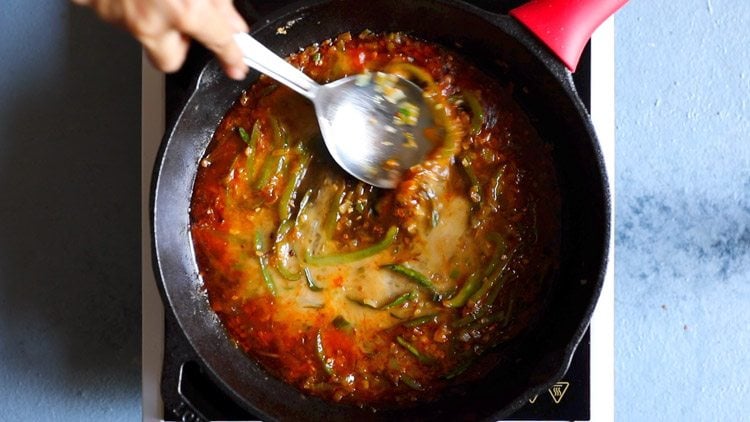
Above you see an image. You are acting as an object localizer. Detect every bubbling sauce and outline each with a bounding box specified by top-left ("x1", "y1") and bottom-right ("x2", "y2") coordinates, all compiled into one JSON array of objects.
[{"x1": 190, "y1": 31, "x2": 560, "y2": 406}]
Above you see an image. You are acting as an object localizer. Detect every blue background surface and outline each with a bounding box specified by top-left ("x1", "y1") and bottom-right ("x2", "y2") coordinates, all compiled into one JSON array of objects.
[
  {"x1": 0, "y1": 1, "x2": 141, "y2": 420},
  {"x1": 1, "y1": 1, "x2": 749, "y2": 421},
  {"x1": 615, "y1": 1, "x2": 750, "y2": 420}
]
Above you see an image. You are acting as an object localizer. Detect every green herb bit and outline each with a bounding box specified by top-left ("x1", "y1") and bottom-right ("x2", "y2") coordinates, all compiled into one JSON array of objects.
[
  {"x1": 238, "y1": 126, "x2": 251, "y2": 144},
  {"x1": 306, "y1": 226, "x2": 399, "y2": 266},
  {"x1": 312, "y1": 52, "x2": 323, "y2": 66},
  {"x1": 315, "y1": 330, "x2": 334, "y2": 375},
  {"x1": 396, "y1": 336, "x2": 434, "y2": 364},
  {"x1": 382, "y1": 263, "x2": 439, "y2": 297},
  {"x1": 304, "y1": 267, "x2": 323, "y2": 291},
  {"x1": 395, "y1": 101, "x2": 420, "y2": 126}
]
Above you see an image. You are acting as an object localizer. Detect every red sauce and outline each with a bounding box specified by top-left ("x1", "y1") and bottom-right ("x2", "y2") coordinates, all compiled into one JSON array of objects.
[{"x1": 190, "y1": 31, "x2": 560, "y2": 406}]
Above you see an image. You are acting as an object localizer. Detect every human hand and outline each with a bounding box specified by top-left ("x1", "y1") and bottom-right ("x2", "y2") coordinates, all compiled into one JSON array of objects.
[{"x1": 72, "y1": 0, "x2": 250, "y2": 80}]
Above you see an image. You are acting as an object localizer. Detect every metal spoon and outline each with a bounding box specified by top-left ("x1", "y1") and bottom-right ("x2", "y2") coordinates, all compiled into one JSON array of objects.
[{"x1": 234, "y1": 33, "x2": 434, "y2": 189}]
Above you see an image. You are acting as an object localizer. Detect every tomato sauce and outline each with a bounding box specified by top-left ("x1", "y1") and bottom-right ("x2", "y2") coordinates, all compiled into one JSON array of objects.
[{"x1": 190, "y1": 31, "x2": 560, "y2": 406}]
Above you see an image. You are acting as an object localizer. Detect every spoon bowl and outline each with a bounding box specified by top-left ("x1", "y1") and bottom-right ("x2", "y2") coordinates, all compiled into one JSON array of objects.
[{"x1": 234, "y1": 33, "x2": 434, "y2": 188}]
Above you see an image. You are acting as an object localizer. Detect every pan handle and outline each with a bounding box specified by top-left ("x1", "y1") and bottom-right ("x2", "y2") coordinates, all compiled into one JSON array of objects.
[{"x1": 510, "y1": 0, "x2": 628, "y2": 72}]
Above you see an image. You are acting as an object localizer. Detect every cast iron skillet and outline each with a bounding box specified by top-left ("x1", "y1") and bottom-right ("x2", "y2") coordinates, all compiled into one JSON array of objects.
[{"x1": 152, "y1": 0, "x2": 615, "y2": 420}]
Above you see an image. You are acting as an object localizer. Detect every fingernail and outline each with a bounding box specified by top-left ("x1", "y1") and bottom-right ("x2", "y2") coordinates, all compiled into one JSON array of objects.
[{"x1": 228, "y1": 66, "x2": 248, "y2": 81}]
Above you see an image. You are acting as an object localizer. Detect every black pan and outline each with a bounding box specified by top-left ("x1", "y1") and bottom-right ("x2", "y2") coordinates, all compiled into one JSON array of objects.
[{"x1": 152, "y1": 0, "x2": 614, "y2": 420}]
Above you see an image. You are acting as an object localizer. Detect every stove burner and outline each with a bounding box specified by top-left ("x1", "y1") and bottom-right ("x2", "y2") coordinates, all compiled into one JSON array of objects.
[{"x1": 160, "y1": 1, "x2": 593, "y2": 420}]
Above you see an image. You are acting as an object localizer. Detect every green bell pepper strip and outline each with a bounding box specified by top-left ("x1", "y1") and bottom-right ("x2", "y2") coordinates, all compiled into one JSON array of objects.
[
  {"x1": 278, "y1": 155, "x2": 310, "y2": 221},
  {"x1": 315, "y1": 330, "x2": 334, "y2": 375},
  {"x1": 460, "y1": 156, "x2": 482, "y2": 206},
  {"x1": 383, "y1": 291, "x2": 416, "y2": 309},
  {"x1": 258, "y1": 255, "x2": 278, "y2": 296},
  {"x1": 254, "y1": 231, "x2": 277, "y2": 296},
  {"x1": 483, "y1": 232, "x2": 507, "y2": 277},
  {"x1": 346, "y1": 290, "x2": 415, "y2": 310},
  {"x1": 443, "y1": 356, "x2": 475, "y2": 380},
  {"x1": 442, "y1": 271, "x2": 482, "y2": 308},
  {"x1": 270, "y1": 117, "x2": 288, "y2": 148},
  {"x1": 274, "y1": 219, "x2": 294, "y2": 243},
  {"x1": 323, "y1": 184, "x2": 346, "y2": 239},
  {"x1": 396, "y1": 336, "x2": 434, "y2": 364},
  {"x1": 461, "y1": 90, "x2": 484, "y2": 135},
  {"x1": 255, "y1": 151, "x2": 287, "y2": 191},
  {"x1": 470, "y1": 248, "x2": 515, "y2": 307},
  {"x1": 402, "y1": 313, "x2": 438, "y2": 328},
  {"x1": 399, "y1": 374, "x2": 424, "y2": 391},
  {"x1": 346, "y1": 296, "x2": 380, "y2": 310},
  {"x1": 274, "y1": 251, "x2": 302, "y2": 281},
  {"x1": 381, "y1": 263, "x2": 439, "y2": 296},
  {"x1": 305, "y1": 226, "x2": 399, "y2": 266},
  {"x1": 242, "y1": 120, "x2": 262, "y2": 181},
  {"x1": 303, "y1": 267, "x2": 323, "y2": 291}
]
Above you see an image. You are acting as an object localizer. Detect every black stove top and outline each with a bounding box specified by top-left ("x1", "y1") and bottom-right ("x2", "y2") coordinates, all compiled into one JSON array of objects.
[{"x1": 161, "y1": 1, "x2": 592, "y2": 420}]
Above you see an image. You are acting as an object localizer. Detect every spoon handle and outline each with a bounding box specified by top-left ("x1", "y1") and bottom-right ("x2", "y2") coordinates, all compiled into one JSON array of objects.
[{"x1": 234, "y1": 33, "x2": 320, "y2": 99}]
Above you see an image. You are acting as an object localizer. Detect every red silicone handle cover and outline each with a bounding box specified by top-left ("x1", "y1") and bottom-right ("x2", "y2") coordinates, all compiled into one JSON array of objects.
[{"x1": 510, "y1": 0, "x2": 628, "y2": 71}]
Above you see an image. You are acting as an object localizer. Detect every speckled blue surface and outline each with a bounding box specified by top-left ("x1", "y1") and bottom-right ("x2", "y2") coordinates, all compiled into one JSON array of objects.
[
  {"x1": 615, "y1": 1, "x2": 750, "y2": 420},
  {"x1": 0, "y1": 2, "x2": 141, "y2": 421},
  {"x1": 1, "y1": 1, "x2": 749, "y2": 421}
]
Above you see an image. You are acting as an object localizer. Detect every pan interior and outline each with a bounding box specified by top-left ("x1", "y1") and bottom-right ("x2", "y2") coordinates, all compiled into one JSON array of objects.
[{"x1": 152, "y1": 1, "x2": 609, "y2": 420}]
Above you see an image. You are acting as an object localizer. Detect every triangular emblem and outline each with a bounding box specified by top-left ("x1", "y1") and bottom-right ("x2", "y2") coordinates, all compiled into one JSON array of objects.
[{"x1": 548, "y1": 381, "x2": 570, "y2": 404}]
